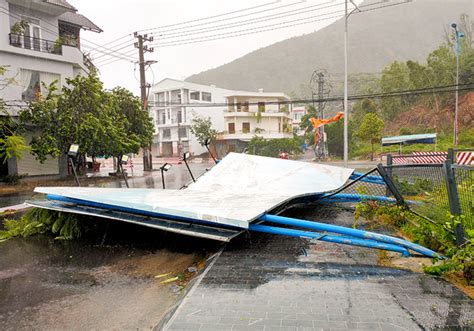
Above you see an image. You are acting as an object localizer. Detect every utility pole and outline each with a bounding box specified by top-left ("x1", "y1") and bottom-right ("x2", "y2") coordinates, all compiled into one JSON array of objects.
[
  {"x1": 134, "y1": 32, "x2": 154, "y2": 171},
  {"x1": 317, "y1": 72, "x2": 328, "y2": 159}
]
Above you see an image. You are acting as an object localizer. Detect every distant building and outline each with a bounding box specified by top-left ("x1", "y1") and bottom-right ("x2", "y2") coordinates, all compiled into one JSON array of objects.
[
  {"x1": 215, "y1": 90, "x2": 292, "y2": 156},
  {"x1": 290, "y1": 106, "x2": 307, "y2": 136},
  {"x1": 0, "y1": 0, "x2": 101, "y2": 177},
  {"x1": 149, "y1": 78, "x2": 232, "y2": 157}
]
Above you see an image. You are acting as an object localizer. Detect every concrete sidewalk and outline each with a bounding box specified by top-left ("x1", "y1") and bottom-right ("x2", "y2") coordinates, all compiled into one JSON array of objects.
[{"x1": 164, "y1": 206, "x2": 473, "y2": 330}]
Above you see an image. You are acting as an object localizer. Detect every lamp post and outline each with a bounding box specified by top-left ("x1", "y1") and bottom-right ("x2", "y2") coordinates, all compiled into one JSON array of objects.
[
  {"x1": 343, "y1": 0, "x2": 360, "y2": 168},
  {"x1": 67, "y1": 144, "x2": 80, "y2": 187},
  {"x1": 159, "y1": 162, "x2": 172, "y2": 189},
  {"x1": 451, "y1": 23, "x2": 464, "y2": 147}
]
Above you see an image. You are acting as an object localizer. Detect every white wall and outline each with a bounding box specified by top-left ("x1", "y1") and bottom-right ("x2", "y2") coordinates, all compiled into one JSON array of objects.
[{"x1": 150, "y1": 79, "x2": 231, "y2": 156}]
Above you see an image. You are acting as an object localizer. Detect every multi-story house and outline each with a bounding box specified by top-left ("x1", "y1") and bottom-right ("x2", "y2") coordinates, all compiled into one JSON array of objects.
[
  {"x1": 0, "y1": 0, "x2": 101, "y2": 176},
  {"x1": 149, "y1": 78, "x2": 231, "y2": 157},
  {"x1": 215, "y1": 90, "x2": 292, "y2": 155},
  {"x1": 291, "y1": 106, "x2": 307, "y2": 136}
]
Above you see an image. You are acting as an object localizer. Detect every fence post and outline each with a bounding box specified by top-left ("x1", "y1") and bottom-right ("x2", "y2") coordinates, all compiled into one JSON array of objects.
[
  {"x1": 442, "y1": 159, "x2": 464, "y2": 246},
  {"x1": 376, "y1": 163, "x2": 407, "y2": 208},
  {"x1": 447, "y1": 148, "x2": 454, "y2": 163},
  {"x1": 385, "y1": 155, "x2": 393, "y2": 196}
]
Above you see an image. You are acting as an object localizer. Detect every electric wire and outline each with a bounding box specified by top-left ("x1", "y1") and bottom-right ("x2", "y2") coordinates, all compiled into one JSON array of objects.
[
  {"x1": 150, "y1": 0, "x2": 326, "y2": 37},
  {"x1": 145, "y1": 83, "x2": 474, "y2": 107},
  {"x1": 94, "y1": 0, "x2": 401, "y2": 66},
  {"x1": 148, "y1": 1, "x2": 402, "y2": 48},
  {"x1": 136, "y1": 0, "x2": 281, "y2": 33},
  {"x1": 4, "y1": 83, "x2": 473, "y2": 108}
]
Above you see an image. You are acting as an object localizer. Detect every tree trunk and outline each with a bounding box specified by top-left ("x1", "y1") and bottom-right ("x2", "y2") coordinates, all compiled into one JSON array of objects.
[{"x1": 58, "y1": 153, "x2": 69, "y2": 179}]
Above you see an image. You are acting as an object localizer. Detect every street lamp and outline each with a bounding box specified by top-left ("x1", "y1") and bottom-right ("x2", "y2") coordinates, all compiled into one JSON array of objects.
[
  {"x1": 159, "y1": 162, "x2": 172, "y2": 189},
  {"x1": 451, "y1": 23, "x2": 464, "y2": 147},
  {"x1": 343, "y1": 0, "x2": 360, "y2": 168},
  {"x1": 120, "y1": 155, "x2": 130, "y2": 188},
  {"x1": 67, "y1": 144, "x2": 80, "y2": 187}
]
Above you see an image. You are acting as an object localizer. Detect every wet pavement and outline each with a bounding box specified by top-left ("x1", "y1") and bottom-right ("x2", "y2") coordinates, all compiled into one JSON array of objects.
[
  {"x1": 165, "y1": 206, "x2": 473, "y2": 330},
  {"x1": 0, "y1": 161, "x2": 211, "y2": 207},
  {"x1": 0, "y1": 220, "x2": 220, "y2": 330},
  {"x1": 0, "y1": 161, "x2": 219, "y2": 330}
]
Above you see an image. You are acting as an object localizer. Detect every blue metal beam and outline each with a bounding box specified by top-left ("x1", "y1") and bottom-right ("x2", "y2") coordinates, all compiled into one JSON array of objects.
[
  {"x1": 321, "y1": 193, "x2": 397, "y2": 203},
  {"x1": 250, "y1": 224, "x2": 410, "y2": 256},
  {"x1": 261, "y1": 214, "x2": 443, "y2": 259}
]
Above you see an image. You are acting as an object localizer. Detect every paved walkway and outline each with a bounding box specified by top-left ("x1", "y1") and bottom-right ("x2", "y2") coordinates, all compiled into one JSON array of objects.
[{"x1": 164, "y1": 206, "x2": 473, "y2": 330}]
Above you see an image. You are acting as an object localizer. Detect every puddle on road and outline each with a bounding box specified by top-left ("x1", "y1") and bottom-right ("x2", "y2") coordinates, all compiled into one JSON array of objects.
[{"x1": 0, "y1": 218, "x2": 218, "y2": 330}]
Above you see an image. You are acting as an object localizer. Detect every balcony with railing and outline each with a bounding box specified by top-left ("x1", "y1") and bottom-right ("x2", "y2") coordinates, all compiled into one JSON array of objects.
[
  {"x1": 9, "y1": 33, "x2": 64, "y2": 55},
  {"x1": 217, "y1": 129, "x2": 292, "y2": 141}
]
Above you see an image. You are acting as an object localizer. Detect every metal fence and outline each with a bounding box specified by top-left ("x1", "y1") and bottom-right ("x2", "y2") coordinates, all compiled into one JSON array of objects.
[
  {"x1": 452, "y1": 165, "x2": 473, "y2": 228},
  {"x1": 327, "y1": 159, "x2": 472, "y2": 245}
]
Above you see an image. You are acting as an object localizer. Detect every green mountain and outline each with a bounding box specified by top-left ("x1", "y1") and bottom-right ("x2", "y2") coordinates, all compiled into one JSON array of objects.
[{"x1": 186, "y1": 0, "x2": 473, "y2": 96}]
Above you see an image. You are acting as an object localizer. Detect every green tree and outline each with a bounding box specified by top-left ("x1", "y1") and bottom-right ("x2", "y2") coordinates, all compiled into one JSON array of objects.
[
  {"x1": 355, "y1": 113, "x2": 384, "y2": 161},
  {"x1": 351, "y1": 98, "x2": 378, "y2": 127},
  {"x1": 379, "y1": 61, "x2": 410, "y2": 120},
  {"x1": 20, "y1": 73, "x2": 153, "y2": 177},
  {"x1": 104, "y1": 87, "x2": 153, "y2": 165},
  {"x1": 190, "y1": 116, "x2": 217, "y2": 146},
  {"x1": 0, "y1": 66, "x2": 29, "y2": 167}
]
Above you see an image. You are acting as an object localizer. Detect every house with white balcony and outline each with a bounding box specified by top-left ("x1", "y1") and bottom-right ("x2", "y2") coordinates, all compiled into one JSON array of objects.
[
  {"x1": 149, "y1": 78, "x2": 231, "y2": 157},
  {"x1": 215, "y1": 90, "x2": 292, "y2": 156},
  {"x1": 291, "y1": 106, "x2": 307, "y2": 136},
  {"x1": 0, "y1": 0, "x2": 101, "y2": 177}
]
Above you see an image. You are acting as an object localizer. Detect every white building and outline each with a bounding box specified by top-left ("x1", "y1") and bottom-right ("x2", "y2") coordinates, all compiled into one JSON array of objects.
[
  {"x1": 291, "y1": 106, "x2": 307, "y2": 136},
  {"x1": 0, "y1": 0, "x2": 101, "y2": 176},
  {"x1": 215, "y1": 90, "x2": 292, "y2": 155},
  {"x1": 149, "y1": 78, "x2": 232, "y2": 157}
]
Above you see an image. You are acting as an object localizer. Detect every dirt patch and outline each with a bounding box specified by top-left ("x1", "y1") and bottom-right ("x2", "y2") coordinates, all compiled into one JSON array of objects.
[
  {"x1": 108, "y1": 250, "x2": 205, "y2": 280},
  {"x1": 386, "y1": 91, "x2": 474, "y2": 134}
]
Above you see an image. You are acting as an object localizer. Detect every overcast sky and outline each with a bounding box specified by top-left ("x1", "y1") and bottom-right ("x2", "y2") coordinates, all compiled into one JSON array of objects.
[{"x1": 69, "y1": 0, "x2": 357, "y2": 95}]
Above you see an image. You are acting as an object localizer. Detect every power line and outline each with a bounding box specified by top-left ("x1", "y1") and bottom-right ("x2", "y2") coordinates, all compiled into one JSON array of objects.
[
  {"x1": 150, "y1": 0, "x2": 322, "y2": 37},
  {"x1": 92, "y1": 0, "x2": 408, "y2": 66},
  {"x1": 93, "y1": 1, "x2": 336, "y2": 64},
  {"x1": 146, "y1": 83, "x2": 474, "y2": 107},
  {"x1": 136, "y1": 0, "x2": 280, "y2": 33},
  {"x1": 81, "y1": 42, "x2": 135, "y2": 61},
  {"x1": 152, "y1": 1, "x2": 342, "y2": 41},
  {"x1": 93, "y1": 0, "x2": 389, "y2": 66},
  {"x1": 4, "y1": 84, "x2": 474, "y2": 108},
  {"x1": 148, "y1": 1, "x2": 406, "y2": 48}
]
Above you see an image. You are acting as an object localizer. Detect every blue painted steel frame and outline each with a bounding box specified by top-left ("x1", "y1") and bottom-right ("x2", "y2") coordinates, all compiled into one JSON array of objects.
[
  {"x1": 261, "y1": 214, "x2": 443, "y2": 259},
  {"x1": 44, "y1": 193, "x2": 441, "y2": 258},
  {"x1": 250, "y1": 224, "x2": 410, "y2": 257}
]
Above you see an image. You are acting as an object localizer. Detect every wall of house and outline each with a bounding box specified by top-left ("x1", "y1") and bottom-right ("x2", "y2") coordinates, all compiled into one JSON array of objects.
[
  {"x1": 149, "y1": 79, "x2": 231, "y2": 156},
  {"x1": 1, "y1": 52, "x2": 74, "y2": 101},
  {"x1": 0, "y1": 0, "x2": 90, "y2": 177},
  {"x1": 8, "y1": 3, "x2": 59, "y2": 42}
]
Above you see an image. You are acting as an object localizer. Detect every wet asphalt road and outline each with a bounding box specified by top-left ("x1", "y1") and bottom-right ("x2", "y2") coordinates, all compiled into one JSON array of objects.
[{"x1": 0, "y1": 162, "x2": 218, "y2": 330}]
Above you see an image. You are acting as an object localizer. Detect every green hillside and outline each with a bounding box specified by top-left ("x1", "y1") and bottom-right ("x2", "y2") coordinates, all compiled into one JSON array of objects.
[{"x1": 187, "y1": 0, "x2": 473, "y2": 96}]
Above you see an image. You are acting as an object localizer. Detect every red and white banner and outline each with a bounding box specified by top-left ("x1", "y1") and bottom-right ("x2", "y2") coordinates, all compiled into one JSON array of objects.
[
  {"x1": 457, "y1": 152, "x2": 473, "y2": 165},
  {"x1": 411, "y1": 152, "x2": 447, "y2": 164},
  {"x1": 391, "y1": 151, "x2": 473, "y2": 165}
]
